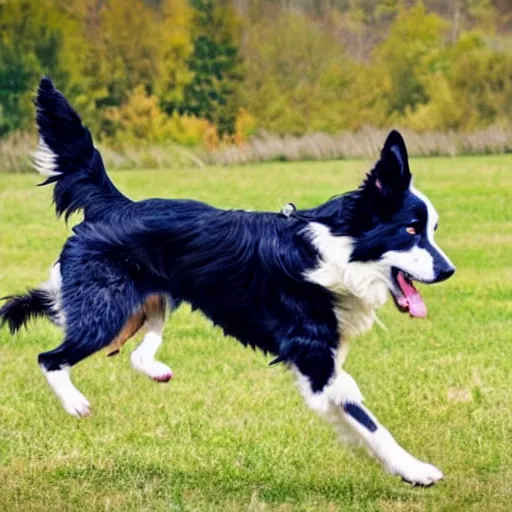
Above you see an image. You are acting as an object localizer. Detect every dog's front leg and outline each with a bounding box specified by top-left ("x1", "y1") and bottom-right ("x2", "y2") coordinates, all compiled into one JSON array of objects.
[{"x1": 296, "y1": 368, "x2": 443, "y2": 486}]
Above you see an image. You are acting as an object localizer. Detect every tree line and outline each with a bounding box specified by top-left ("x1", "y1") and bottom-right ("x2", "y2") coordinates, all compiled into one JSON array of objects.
[{"x1": 0, "y1": 0, "x2": 510, "y2": 147}]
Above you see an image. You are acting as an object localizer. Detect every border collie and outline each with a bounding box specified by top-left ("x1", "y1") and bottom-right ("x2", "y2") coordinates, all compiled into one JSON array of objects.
[{"x1": 1, "y1": 78, "x2": 455, "y2": 486}]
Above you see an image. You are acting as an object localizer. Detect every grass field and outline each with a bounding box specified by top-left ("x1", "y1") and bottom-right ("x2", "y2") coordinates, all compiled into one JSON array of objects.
[{"x1": 0, "y1": 156, "x2": 511, "y2": 511}]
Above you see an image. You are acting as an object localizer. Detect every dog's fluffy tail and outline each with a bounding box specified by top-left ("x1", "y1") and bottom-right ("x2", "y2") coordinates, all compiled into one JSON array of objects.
[
  {"x1": 34, "y1": 76, "x2": 130, "y2": 220},
  {"x1": 0, "y1": 290, "x2": 56, "y2": 334}
]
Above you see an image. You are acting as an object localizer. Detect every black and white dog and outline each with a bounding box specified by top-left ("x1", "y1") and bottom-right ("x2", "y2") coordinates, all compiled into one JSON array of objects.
[{"x1": 1, "y1": 78, "x2": 455, "y2": 486}]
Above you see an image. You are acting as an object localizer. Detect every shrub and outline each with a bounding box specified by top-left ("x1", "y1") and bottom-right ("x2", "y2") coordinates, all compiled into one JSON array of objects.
[
  {"x1": 104, "y1": 86, "x2": 171, "y2": 144},
  {"x1": 104, "y1": 85, "x2": 218, "y2": 148},
  {"x1": 167, "y1": 113, "x2": 219, "y2": 148}
]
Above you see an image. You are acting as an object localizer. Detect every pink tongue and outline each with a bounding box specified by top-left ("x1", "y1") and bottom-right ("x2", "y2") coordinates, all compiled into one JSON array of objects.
[{"x1": 397, "y1": 273, "x2": 427, "y2": 318}]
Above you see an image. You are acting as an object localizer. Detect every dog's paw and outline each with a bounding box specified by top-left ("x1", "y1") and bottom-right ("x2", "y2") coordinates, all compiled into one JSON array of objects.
[
  {"x1": 132, "y1": 356, "x2": 173, "y2": 383},
  {"x1": 43, "y1": 367, "x2": 91, "y2": 418},
  {"x1": 60, "y1": 388, "x2": 91, "y2": 418},
  {"x1": 390, "y1": 452, "x2": 443, "y2": 487},
  {"x1": 147, "y1": 361, "x2": 173, "y2": 383}
]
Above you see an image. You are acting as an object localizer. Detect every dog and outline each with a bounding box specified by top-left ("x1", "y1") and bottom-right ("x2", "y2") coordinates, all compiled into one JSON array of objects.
[{"x1": 1, "y1": 77, "x2": 455, "y2": 486}]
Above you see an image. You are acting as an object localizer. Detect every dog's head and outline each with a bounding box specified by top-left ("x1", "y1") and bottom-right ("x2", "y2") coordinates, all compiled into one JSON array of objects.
[{"x1": 346, "y1": 130, "x2": 455, "y2": 317}]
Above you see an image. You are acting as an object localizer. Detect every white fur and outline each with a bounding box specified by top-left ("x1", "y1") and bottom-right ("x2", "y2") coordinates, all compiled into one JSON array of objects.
[
  {"x1": 41, "y1": 263, "x2": 65, "y2": 327},
  {"x1": 131, "y1": 311, "x2": 172, "y2": 382},
  {"x1": 336, "y1": 338, "x2": 351, "y2": 368},
  {"x1": 297, "y1": 188, "x2": 447, "y2": 485},
  {"x1": 381, "y1": 245, "x2": 435, "y2": 282},
  {"x1": 411, "y1": 185, "x2": 455, "y2": 270},
  {"x1": 33, "y1": 137, "x2": 59, "y2": 177},
  {"x1": 377, "y1": 438, "x2": 444, "y2": 486},
  {"x1": 294, "y1": 368, "x2": 331, "y2": 415},
  {"x1": 304, "y1": 183, "x2": 454, "y2": 333},
  {"x1": 324, "y1": 370, "x2": 364, "y2": 404},
  {"x1": 296, "y1": 367, "x2": 443, "y2": 486},
  {"x1": 304, "y1": 223, "x2": 389, "y2": 337},
  {"x1": 379, "y1": 184, "x2": 454, "y2": 283},
  {"x1": 42, "y1": 365, "x2": 90, "y2": 417}
]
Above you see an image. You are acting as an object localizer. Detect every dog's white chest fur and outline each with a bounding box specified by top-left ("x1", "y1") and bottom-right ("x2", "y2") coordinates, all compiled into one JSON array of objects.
[{"x1": 304, "y1": 222, "x2": 389, "y2": 337}]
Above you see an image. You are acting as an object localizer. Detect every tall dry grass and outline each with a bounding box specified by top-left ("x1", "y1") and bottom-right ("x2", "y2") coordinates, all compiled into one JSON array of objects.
[
  {"x1": 1, "y1": 125, "x2": 510, "y2": 173},
  {"x1": 0, "y1": 132, "x2": 35, "y2": 173},
  {"x1": 203, "y1": 125, "x2": 512, "y2": 166},
  {"x1": 0, "y1": 133, "x2": 204, "y2": 173}
]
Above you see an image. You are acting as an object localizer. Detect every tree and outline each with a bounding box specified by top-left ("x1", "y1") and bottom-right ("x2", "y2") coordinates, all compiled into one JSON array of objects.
[
  {"x1": 242, "y1": 12, "x2": 377, "y2": 135},
  {"x1": 100, "y1": 0, "x2": 162, "y2": 106},
  {"x1": 0, "y1": 0, "x2": 82, "y2": 133},
  {"x1": 375, "y1": 2, "x2": 448, "y2": 117},
  {"x1": 158, "y1": 0, "x2": 195, "y2": 113},
  {"x1": 180, "y1": 0, "x2": 244, "y2": 135}
]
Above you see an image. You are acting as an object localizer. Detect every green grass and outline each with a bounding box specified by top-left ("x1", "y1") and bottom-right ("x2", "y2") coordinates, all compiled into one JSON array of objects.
[{"x1": 0, "y1": 156, "x2": 511, "y2": 511}]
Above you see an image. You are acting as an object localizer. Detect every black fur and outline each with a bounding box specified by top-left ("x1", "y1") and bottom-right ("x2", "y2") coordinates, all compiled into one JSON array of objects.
[
  {"x1": 1, "y1": 78, "x2": 454, "y2": 395},
  {"x1": 35, "y1": 76, "x2": 129, "y2": 221},
  {"x1": 0, "y1": 290, "x2": 55, "y2": 334},
  {"x1": 343, "y1": 402, "x2": 378, "y2": 432}
]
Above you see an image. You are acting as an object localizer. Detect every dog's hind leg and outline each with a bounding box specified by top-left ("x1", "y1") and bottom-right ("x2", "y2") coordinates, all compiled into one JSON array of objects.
[
  {"x1": 39, "y1": 314, "x2": 136, "y2": 418},
  {"x1": 38, "y1": 310, "x2": 132, "y2": 418},
  {"x1": 105, "y1": 309, "x2": 146, "y2": 357},
  {"x1": 39, "y1": 295, "x2": 168, "y2": 417},
  {"x1": 37, "y1": 258, "x2": 148, "y2": 417},
  {"x1": 38, "y1": 341, "x2": 95, "y2": 417},
  {"x1": 130, "y1": 295, "x2": 173, "y2": 383},
  {"x1": 292, "y1": 345, "x2": 443, "y2": 487}
]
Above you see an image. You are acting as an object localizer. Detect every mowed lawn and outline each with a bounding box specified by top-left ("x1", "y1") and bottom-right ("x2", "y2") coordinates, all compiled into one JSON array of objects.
[{"x1": 0, "y1": 156, "x2": 511, "y2": 511}]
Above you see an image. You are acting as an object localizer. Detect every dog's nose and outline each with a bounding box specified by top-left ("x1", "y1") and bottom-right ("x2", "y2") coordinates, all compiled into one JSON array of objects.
[{"x1": 436, "y1": 266, "x2": 455, "y2": 283}]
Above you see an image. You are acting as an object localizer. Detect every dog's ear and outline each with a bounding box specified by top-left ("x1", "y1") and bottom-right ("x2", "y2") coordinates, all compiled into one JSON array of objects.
[{"x1": 360, "y1": 130, "x2": 412, "y2": 202}]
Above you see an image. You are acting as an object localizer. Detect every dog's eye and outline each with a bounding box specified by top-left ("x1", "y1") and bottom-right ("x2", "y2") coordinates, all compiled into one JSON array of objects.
[{"x1": 406, "y1": 222, "x2": 421, "y2": 235}]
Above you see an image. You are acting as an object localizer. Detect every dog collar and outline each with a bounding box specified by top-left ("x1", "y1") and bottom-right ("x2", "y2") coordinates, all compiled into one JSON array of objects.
[
  {"x1": 280, "y1": 202, "x2": 311, "y2": 223},
  {"x1": 280, "y1": 202, "x2": 297, "y2": 218}
]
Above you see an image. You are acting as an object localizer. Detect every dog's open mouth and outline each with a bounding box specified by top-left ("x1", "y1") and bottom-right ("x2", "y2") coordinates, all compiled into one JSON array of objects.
[{"x1": 390, "y1": 268, "x2": 427, "y2": 318}]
